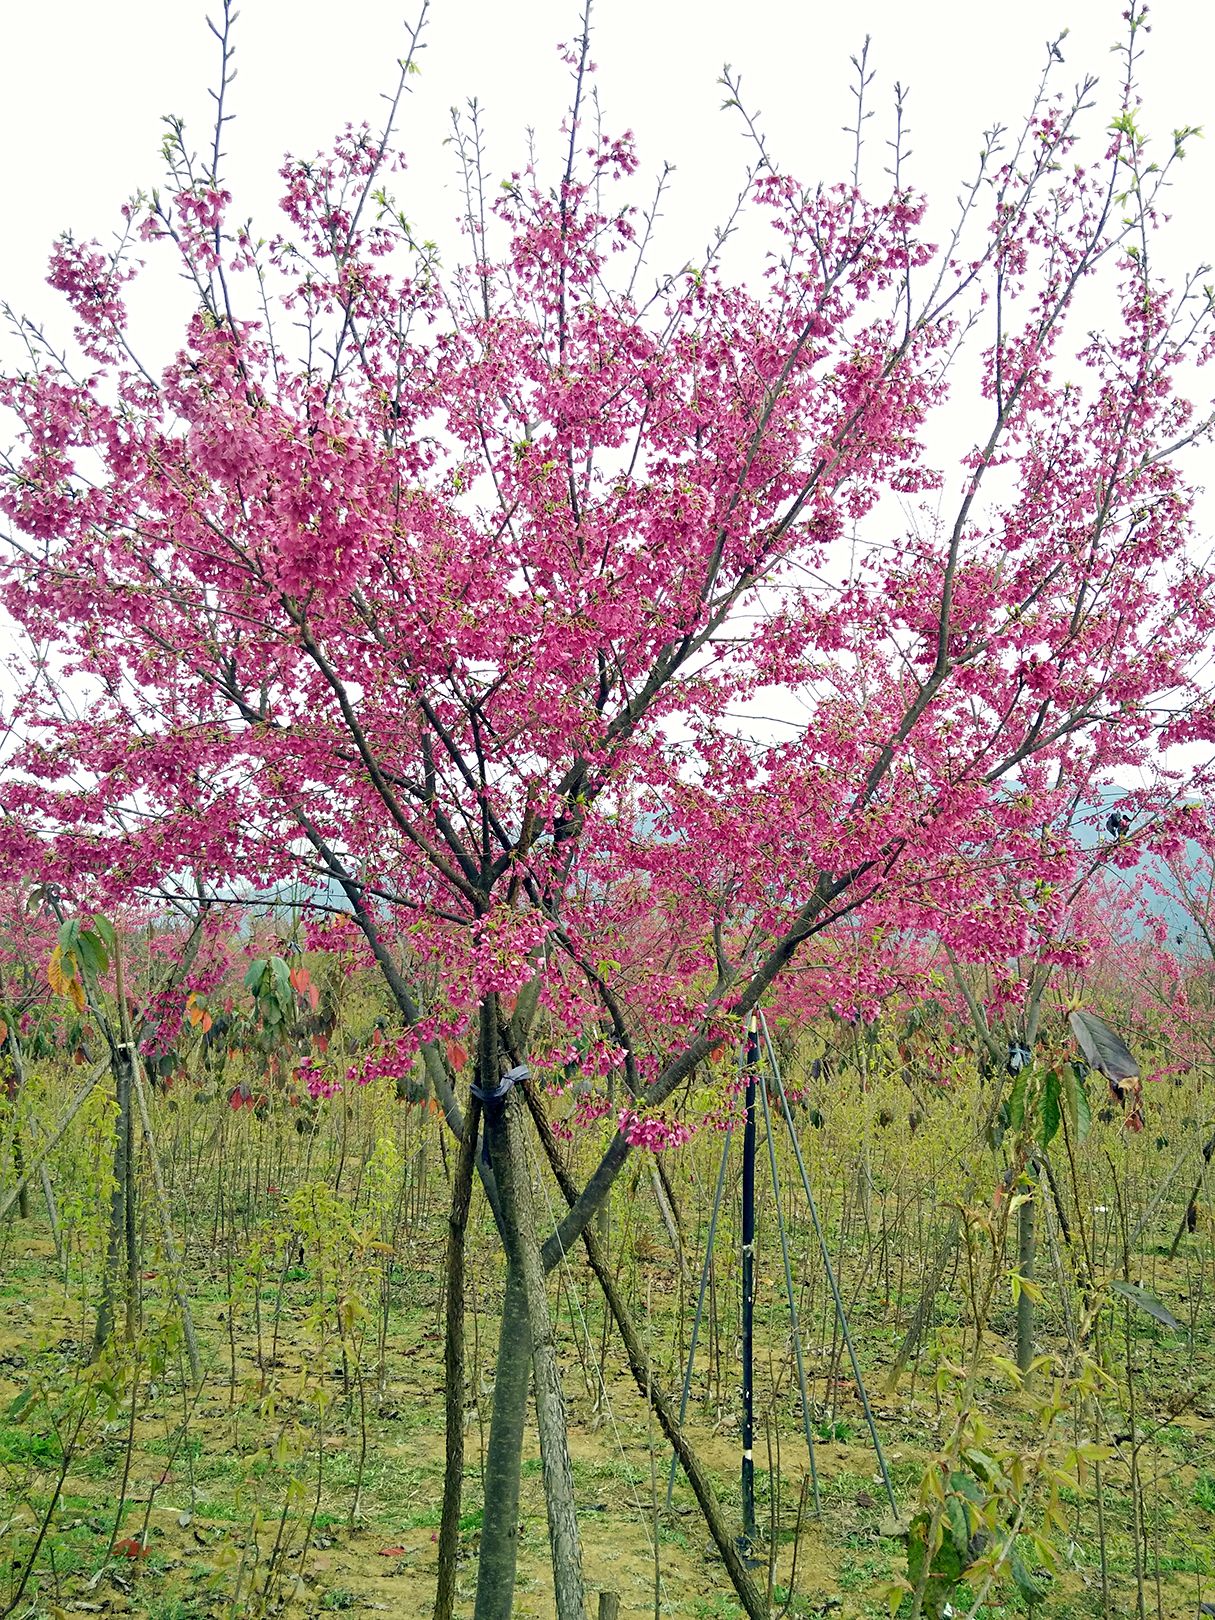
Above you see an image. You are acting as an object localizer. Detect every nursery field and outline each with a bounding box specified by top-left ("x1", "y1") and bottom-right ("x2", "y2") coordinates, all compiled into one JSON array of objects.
[
  {"x1": 7, "y1": 1, "x2": 1215, "y2": 1617},
  {"x1": 2, "y1": 1030, "x2": 1213, "y2": 1620}
]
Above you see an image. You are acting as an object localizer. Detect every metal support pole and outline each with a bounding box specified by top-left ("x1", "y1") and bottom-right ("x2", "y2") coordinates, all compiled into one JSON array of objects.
[{"x1": 739, "y1": 1014, "x2": 759, "y2": 1551}]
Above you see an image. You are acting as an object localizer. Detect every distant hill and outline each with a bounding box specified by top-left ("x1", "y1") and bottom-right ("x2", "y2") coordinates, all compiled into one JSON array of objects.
[{"x1": 1077, "y1": 788, "x2": 1203, "y2": 951}]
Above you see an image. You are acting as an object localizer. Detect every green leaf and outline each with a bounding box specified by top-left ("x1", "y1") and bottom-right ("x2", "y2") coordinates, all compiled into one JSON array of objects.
[
  {"x1": 1010, "y1": 1548, "x2": 1047, "y2": 1606},
  {"x1": 1006, "y1": 1068, "x2": 1028, "y2": 1129},
  {"x1": 1069, "y1": 1009, "x2": 1138, "y2": 1082},
  {"x1": 948, "y1": 1470, "x2": 985, "y2": 1505},
  {"x1": 962, "y1": 1448, "x2": 1006, "y2": 1487},
  {"x1": 75, "y1": 929, "x2": 109, "y2": 979},
  {"x1": 907, "y1": 1510, "x2": 965, "y2": 1620},
  {"x1": 268, "y1": 956, "x2": 292, "y2": 1000},
  {"x1": 945, "y1": 1495, "x2": 971, "y2": 1559},
  {"x1": 1063, "y1": 1063, "x2": 1091, "y2": 1144},
  {"x1": 243, "y1": 958, "x2": 267, "y2": 994},
  {"x1": 5, "y1": 1385, "x2": 36, "y2": 1421},
  {"x1": 92, "y1": 915, "x2": 116, "y2": 951},
  {"x1": 1039, "y1": 1070, "x2": 1061, "y2": 1148},
  {"x1": 1109, "y1": 1279, "x2": 1181, "y2": 1332}
]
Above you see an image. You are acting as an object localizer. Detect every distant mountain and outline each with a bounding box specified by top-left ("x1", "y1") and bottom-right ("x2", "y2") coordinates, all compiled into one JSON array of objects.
[{"x1": 1076, "y1": 787, "x2": 1204, "y2": 952}]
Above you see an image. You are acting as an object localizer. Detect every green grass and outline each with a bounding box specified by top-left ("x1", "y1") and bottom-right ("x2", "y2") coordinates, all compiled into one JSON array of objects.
[{"x1": 0, "y1": 1421, "x2": 62, "y2": 1467}]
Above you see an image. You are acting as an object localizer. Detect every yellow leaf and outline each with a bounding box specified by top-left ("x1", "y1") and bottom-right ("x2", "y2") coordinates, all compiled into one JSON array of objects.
[
  {"x1": 881, "y1": 1580, "x2": 913, "y2": 1616},
  {"x1": 47, "y1": 944, "x2": 70, "y2": 996},
  {"x1": 68, "y1": 976, "x2": 87, "y2": 1013}
]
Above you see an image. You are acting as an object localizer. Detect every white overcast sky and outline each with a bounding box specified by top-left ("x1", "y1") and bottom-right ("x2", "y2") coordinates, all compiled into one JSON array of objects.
[
  {"x1": 3, "y1": 0, "x2": 1214, "y2": 329},
  {"x1": 2, "y1": 0, "x2": 1214, "y2": 796}
]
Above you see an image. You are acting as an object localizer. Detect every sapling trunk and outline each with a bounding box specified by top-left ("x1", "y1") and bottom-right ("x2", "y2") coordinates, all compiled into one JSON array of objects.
[
  {"x1": 0, "y1": 968, "x2": 30, "y2": 1220},
  {"x1": 1016, "y1": 1182, "x2": 1036, "y2": 1376},
  {"x1": 11, "y1": 1124, "x2": 30, "y2": 1219},
  {"x1": 521, "y1": 1078, "x2": 770, "y2": 1620},
  {"x1": 0, "y1": 1056, "x2": 108, "y2": 1228}
]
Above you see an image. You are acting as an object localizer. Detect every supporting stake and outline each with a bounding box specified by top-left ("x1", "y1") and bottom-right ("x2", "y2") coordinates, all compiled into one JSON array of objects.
[{"x1": 739, "y1": 1014, "x2": 759, "y2": 1553}]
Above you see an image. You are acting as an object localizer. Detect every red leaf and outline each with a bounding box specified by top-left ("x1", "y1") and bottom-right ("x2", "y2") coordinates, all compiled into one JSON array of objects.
[
  {"x1": 377, "y1": 1545, "x2": 407, "y2": 1557},
  {"x1": 445, "y1": 1039, "x2": 468, "y2": 1071},
  {"x1": 112, "y1": 1537, "x2": 149, "y2": 1559}
]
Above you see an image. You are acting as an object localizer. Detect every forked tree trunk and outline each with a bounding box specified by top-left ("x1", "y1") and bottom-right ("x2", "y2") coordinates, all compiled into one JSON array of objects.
[
  {"x1": 521, "y1": 1077, "x2": 770, "y2": 1620},
  {"x1": 478, "y1": 998, "x2": 586, "y2": 1620},
  {"x1": 472, "y1": 995, "x2": 586, "y2": 1620}
]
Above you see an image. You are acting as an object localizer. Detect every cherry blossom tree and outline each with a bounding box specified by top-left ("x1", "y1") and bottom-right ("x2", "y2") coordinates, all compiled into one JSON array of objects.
[{"x1": 3, "y1": 4, "x2": 1215, "y2": 1613}]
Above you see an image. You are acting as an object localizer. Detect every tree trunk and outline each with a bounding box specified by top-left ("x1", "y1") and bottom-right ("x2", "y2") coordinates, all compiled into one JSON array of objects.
[
  {"x1": 479, "y1": 999, "x2": 585, "y2": 1620},
  {"x1": 472, "y1": 1262, "x2": 532, "y2": 1620},
  {"x1": 93, "y1": 1043, "x2": 138, "y2": 1358},
  {"x1": 521, "y1": 1079, "x2": 770, "y2": 1620},
  {"x1": 434, "y1": 1093, "x2": 480, "y2": 1620}
]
